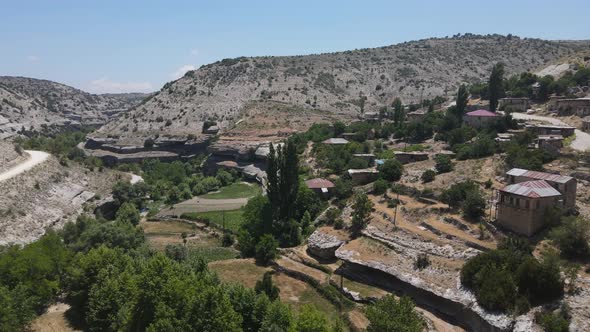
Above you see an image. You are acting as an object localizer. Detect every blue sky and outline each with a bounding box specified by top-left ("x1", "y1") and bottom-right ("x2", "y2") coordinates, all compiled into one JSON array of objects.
[{"x1": 1, "y1": 0, "x2": 588, "y2": 94}]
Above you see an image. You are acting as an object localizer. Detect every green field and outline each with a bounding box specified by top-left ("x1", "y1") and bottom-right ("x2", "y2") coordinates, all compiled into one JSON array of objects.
[
  {"x1": 203, "y1": 182, "x2": 261, "y2": 199},
  {"x1": 182, "y1": 208, "x2": 244, "y2": 233}
]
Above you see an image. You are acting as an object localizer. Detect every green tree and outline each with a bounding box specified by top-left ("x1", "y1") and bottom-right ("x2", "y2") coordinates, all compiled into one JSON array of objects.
[
  {"x1": 488, "y1": 63, "x2": 505, "y2": 112},
  {"x1": 295, "y1": 305, "x2": 329, "y2": 332},
  {"x1": 255, "y1": 272, "x2": 280, "y2": 301},
  {"x1": 461, "y1": 189, "x2": 486, "y2": 220},
  {"x1": 455, "y1": 84, "x2": 469, "y2": 118},
  {"x1": 115, "y1": 202, "x2": 141, "y2": 225},
  {"x1": 350, "y1": 193, "x2": 374, "y2": 236},
  {"x1": 392, "y1": 97, "x2": 405, "y2": 126},
  {"x1": 372, "y1": 179, "x2": 389, "y2": 195},
  {"x1": 366, "y1": 295, "x2": 424, "y2": 332},
  {"x1": 261, "y1": 300, "x2": 294, "y2": 332},
  {"x1": 378, "y1": 159, "x2": 403, "y2": 181},
  {"x1": 255, "y1": 234, "x2": 279, "y2": 265}
]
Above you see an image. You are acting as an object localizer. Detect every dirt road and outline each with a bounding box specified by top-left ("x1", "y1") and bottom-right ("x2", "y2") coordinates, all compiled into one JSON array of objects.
[
  {"x1": 0, "y1": 150, "x2": 50, "y2": 182},
  {"x1": 510, "y1": 112, "x2": 590, "y2": 151}
]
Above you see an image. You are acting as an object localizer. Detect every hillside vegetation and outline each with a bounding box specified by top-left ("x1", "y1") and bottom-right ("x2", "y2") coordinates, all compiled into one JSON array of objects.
[
  {"x1": 95, "y1": 34, "x2": 589, "y2": 141},
  {"x1": 0, "y1": 76, "x2": 149, "y2": 138}
]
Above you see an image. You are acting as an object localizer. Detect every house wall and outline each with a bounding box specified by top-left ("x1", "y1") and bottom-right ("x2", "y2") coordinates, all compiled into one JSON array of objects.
[
  {"x1": 497, "y1": 194, "x2": 557, "y2": 236},
  {"x1": 350, "y1": 172, "x2": 379, "y2": 185},
  {"x1": 462, "y1": 116, "x2": 498, "y2": 129},
  {"x1": 499, "y1": 98, "x2": 529, "y2": 112}
]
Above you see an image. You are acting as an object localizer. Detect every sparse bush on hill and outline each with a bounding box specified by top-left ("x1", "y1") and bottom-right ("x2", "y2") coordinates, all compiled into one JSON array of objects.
[
  {"x1": 421, "y1": 169, "x2": 436, "y2": 183},
  {"x1": 366, "y1": 295, "x2": 424, "y2": 332},
  {"x1": 434, "y1": 154, "x2": 453, "y2": 174}
]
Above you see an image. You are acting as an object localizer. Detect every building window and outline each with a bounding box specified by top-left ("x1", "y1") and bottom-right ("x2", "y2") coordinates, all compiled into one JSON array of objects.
[
  {"x1": 516, "y1": 198, "x2": 520, "y2": 207},
  {"x1": 525, "y1": 200, "x2": 530, "y2": 209},
  {"x1": 536, "y1": 201, "x2": 540, "y2": 209}
]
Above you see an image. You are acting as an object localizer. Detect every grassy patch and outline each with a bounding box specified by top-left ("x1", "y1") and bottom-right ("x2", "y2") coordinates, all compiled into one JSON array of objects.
[
  {"x1": 189, "y1": 247, "x2": 239, "y2": 263},
  {"x1": 182, "y1": 208, "x2": 244, "y2": 233},
  {"x1": 209, "y1": 259, "x2": 271, "y2": 288},
  {"x1": 203, "y1": 182, "x2": 261, "y2": 199},
  {"x1": 564, "y1": 134, "x2": 576, "y2": 147}
]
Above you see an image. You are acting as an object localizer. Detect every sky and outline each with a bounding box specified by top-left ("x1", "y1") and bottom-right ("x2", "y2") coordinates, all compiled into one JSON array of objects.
[{"x1": 1, "y1": 0, "x2": 589, "y2": 94}]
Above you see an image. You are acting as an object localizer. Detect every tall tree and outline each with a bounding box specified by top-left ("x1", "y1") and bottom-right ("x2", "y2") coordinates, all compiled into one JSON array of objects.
[
  {"x1": 455, "y1": 84, "x2": 469, "y2": 118},
  {"x1": 392, "y1": 98, "x2": 404, "y2": 125},
  {"x1": 488, "y1": 63, "x2": 505, "y2": 112},
  {"x1": 350, "y1": 193, "x2": 374, "y2": 236}
]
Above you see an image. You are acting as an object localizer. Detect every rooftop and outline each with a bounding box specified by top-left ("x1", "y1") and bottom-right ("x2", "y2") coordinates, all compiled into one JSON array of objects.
[
  {"x1": 322, "y1": 138, "x2": 349, "y2": 145},
  {"x1": 347, "y1": 168, "x2": 379, "y2": 174},
  {"x1": 305, "y1": 178, "x2": 335, "y2": 189},
  {"x1": 500, "y1": 180, "x2": 561, "y2": 198},
  {"x1": 506, "y1": 168, "x2": 573, "y2": 184},
  {"x1": 465, "y1": 109, "x2": 499, "y2": 117}
]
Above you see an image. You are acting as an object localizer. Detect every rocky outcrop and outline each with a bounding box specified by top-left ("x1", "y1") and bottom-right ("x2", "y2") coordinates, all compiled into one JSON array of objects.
[
  {"x1": 336, "y1": 247, "x2": 522, "y2": 332},
  {"x1": 307, "y1": 229, "x2": 344, "y2": 260}
]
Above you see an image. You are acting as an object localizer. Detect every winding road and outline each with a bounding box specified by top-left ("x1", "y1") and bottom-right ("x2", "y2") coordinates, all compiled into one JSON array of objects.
[
  {"x1": 0, "y1": 150, "x2": 50, "y2": 182},
  {"x1": 510, "y1": 112, "x2": 590, "y2": 151}
]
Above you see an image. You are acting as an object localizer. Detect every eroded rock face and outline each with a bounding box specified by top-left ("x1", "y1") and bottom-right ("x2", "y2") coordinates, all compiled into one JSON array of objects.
[{"x1": 307, "y1": 229, "x2": 344, "y2": 260}]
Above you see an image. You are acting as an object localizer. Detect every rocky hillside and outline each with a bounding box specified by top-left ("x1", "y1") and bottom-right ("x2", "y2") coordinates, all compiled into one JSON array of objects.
[
  {"x1": 0, "y1": 76, "x2": 150, "y2": 139},
  {"x1": 94, "y1": 34, "x2": 589, "y2": 142}
]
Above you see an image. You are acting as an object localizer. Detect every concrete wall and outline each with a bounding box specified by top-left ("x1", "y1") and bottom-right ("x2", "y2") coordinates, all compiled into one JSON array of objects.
[{"x1": 496, "y1": 194, "x2": 556, "y2": 236}]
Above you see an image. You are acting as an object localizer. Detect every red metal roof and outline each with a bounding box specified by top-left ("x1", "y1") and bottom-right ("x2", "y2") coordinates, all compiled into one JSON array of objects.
[
  {"x1": 500, "y1": 180, "x2": 561, "y2": 198},
  {"x1": 465, "y1": 110, "x2": 499, "y2": 117},
  {"x1": 506, "y1": 168, "x2": 573, "y2": 184},
  {"x1": 305, "y1": 178, "x2": 335, "y2": 189}
]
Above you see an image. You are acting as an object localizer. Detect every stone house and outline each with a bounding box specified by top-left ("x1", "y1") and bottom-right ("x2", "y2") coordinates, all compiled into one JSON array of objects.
[
  {"x1": 497, "y1": 180, "x2": 563, "y2": 236},
  {"x1": 535, "y1": 135, "x2": 563, "y2": 156},
  {"x1": 553, "y1": 98, "x2": 590, "y2": 116},
  {"x1": 506, "y1": 168, "x2": 576, "y2": 209},
  {"x1": 322, "y1": 138, "x2": 349, "y2": 145},
  {"x1": 393, "y1": 151, "x2": 429, "y2": 164},
  {"x1": 525, "y1": 124, "x2": 575, "y2": 137},
  {"x1": 406, "y1": 109, "x2": 427, "y2": 122},
  {"x1": 499, "y1": 97, "x2": 530, "y2": 112},
  {"x1": 463, "y1": 110, "x2": 500, "y2": 128},
  {"x1": 352, "y1": 153, "x2": 376, "y2": 166},
  {"x1": 305, "y1": 178, "x2": 335, "y2": 197},
  {"x1": 348, "y1": 168, "x2": 379, "y2": 185}
]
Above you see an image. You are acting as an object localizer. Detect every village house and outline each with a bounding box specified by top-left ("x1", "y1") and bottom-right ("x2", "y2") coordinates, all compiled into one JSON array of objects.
[
  {"x1": 348, "y1": 168, "x2": 379, "y2": 185},
  {"x1": 340, "y1": 133, "x2": 357, "y2": 140},
  {"x1": 535, "y1": 135, "x2": 563, "y2": 156},
  {"x1": 322, "y1": 138, "x2": 349, "y2": 145},
  {"x1": 305, "y1": 178, "x2": 335, "y2": 197},
  {"x1": 495, "y1": 133, "x2": 514, "y2": 143},
  {"x1": 506, "y1": 168, "x2": 576, "y2": 209},
  {"x1": 499, "y1": 97, "x2": 530, "y2": 112},
  {"x1": 525, "y1": 124, "x2": 575, "y2": 137},
  {"x1": 352, "y1": 153, "x2": 376, "y2": 166},
  {"x1": 552, "y1": 97, "x2": 590, "y2": 116},
  {"x1": 363, "y1": 112, "x2": 380, "y2": 121},
  {"x1": 462, "y1": 109, "x2": 500, "y2": 128},
  {"x1": 406, "y1": 109, "x2": 427, "y2": 122},
  {"x1": 393, "y1": 151, "x2": 429, "y2": 164},
  {"x1": 497, "y1": 180, "x2": 563, "y2": 236},
  {"x1": 582, "y1": 116, "x2": 590, "y2": 132}
]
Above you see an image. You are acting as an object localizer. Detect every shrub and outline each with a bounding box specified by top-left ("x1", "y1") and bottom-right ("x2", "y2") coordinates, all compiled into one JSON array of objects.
[
  {"x1": 255, "y1": 271, "x2": 280, "y2": 301},
  {"x1": 549, "y1": 216, "x2": 590, "y2": 259},
  {"x1": 421, "y1": 169, "x2": 436, "y2": 183},
  {"x1": 434, "y1": 154, "x2": 453, "y2": 173},
  {"x1": 535, "y1": 309, "x2": 570, "y2": 332},
  {"x1": 350, "y1": 193, "x2": 374, "y2": 236},
  {"x1": 222, "y1": 232, "x2": 234, "y2": 247},
  {"x1": 414, "y1": 254, "x2": 430, "y2": 270}
]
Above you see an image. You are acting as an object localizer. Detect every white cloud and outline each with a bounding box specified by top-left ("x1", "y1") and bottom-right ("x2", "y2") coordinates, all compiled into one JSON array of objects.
[
  {"x1": 87, "y1": 77, "x2": 153, "y2": 94},
  {"x1": 170, "y1": 64, "x2": 196, "y2": 79},
  {"x1": 26, "y1": 55, "x2": 40, "y2": 63},
  {"x1": 190, "y1": 49, "x2": 199, "y2": 56}
]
